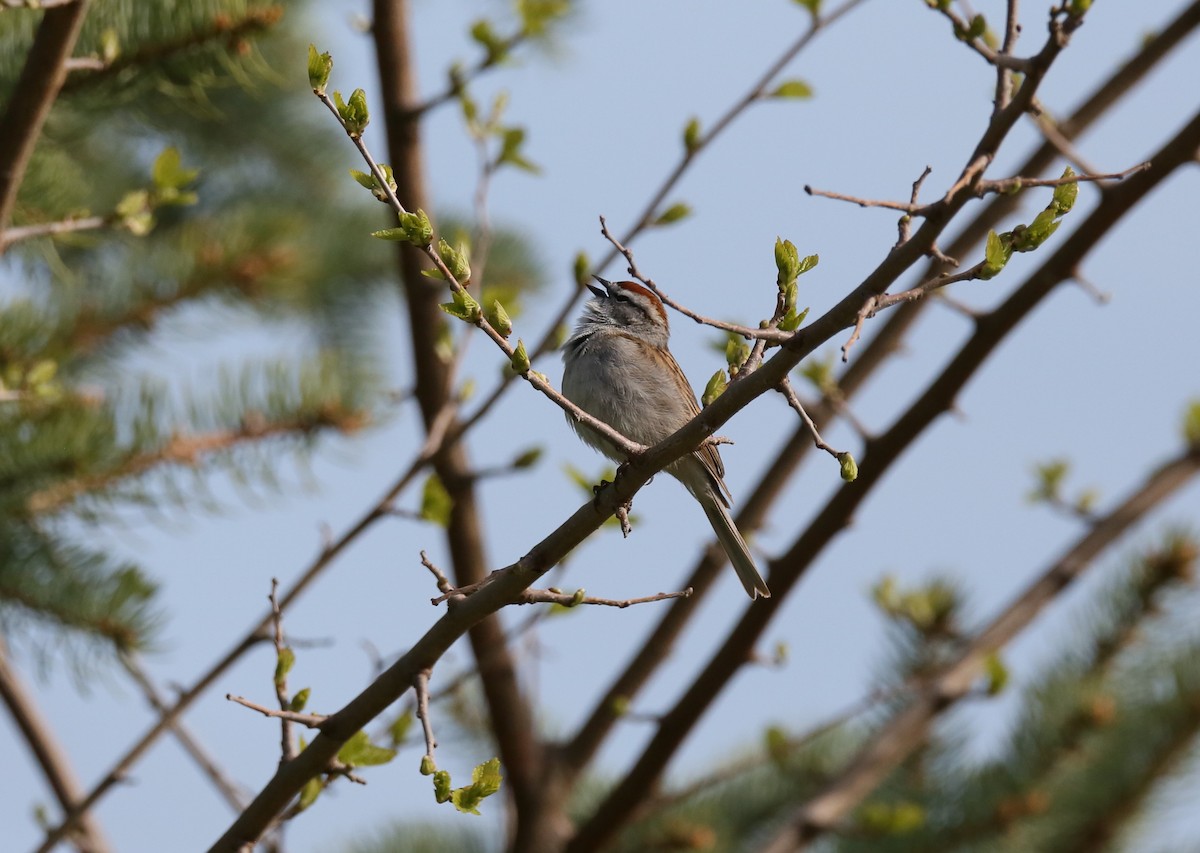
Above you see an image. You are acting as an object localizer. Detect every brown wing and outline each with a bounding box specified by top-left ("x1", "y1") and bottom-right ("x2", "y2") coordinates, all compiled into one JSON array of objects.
[{"x1": 678, "y1": 366, "x2": 734, "y2": 507}]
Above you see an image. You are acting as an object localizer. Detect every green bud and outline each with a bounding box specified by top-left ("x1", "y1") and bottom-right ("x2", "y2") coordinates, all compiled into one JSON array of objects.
[
  {"x1": 702, "y1": 369, "x2": 727, "y2": 406},
  {"x1": 770, "y1": 79, "x2": 814, "y2": 99},
  {"x1": 683, "y1": 117, "x2": 702, "y2": 154},
  {"x1": 837, "y1": 451, "x2": 858, "y2": 482},
  {"x1": 433, "y1": 770, "x2": 452, "y2": 803},
  {"x1": 573, "y1": 251, "x2": 591, "y2": 287},
  {"x1": 1183, "y1": 401, "x2": 1200, "y2": 448},
  {"x1": 486, "y1": 299, "x2": 513, "y2": 336},
  {"x1": 1052, "y1": 166, "x2": 1078, "y2": 214},
  {"x1": 983, "y1": 652, "x2": 1009, "y2": 695},
  {"x1": 469, "y1": 18, "x2": 508, "y2": 63},
  {"x1": 570, "y1": 588, "x2": 586, "y2": 607},
  {"x1": 725, "y1": 335, "x2": 750, "y2": 369},
  {"x1": 653, "y1": 202, "x2": 692, "y2": 226},
  {"x1": 979, "y1": 229, "x2": 1013, "y2": 279},
  {"x1": 400, "y1": 209, "x2": 432, "y2": 245},
  {"x1": 511, "y1": 447, "x2": 543, "y2": 469},
  {"x1": 307, "y1": 44, "x2": 333, "y2": 94},
  {"x1": 510, "y1": 339, "x2": 530, "y2": 374},
  {"x1": 334, "y1": 88, "x2": 370, "y2": 136},
  {"x1": 611, "y1": 695, "x2": 630, "y2": 717},
  {"x1": 439, "y1": 289, "x2": 482, "y2": 323},
  {"x1": 778, "y1": 305, "x2": 809, "y2": 332},
  {"x1": 420, "y1": 754, "x2": 437, "y2": 776},
  {"x1": 437, "y1": 237, "x2": 472, "y2": 282},
  {"x1": 793, "y1": 0, "x2": 821, "y2": 16},
  {"x1": 289, "y1": 688, "x2": 311, "y2": 712}
]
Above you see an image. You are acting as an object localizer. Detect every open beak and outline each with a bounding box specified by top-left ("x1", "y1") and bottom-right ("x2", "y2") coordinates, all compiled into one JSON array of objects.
[{"x1": 586, "y1": 275, "x2": 612, "y2": 299}]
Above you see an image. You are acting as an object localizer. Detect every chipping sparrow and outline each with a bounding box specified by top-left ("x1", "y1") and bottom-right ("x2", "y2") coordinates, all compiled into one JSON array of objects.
[{"x1": 561, "y1": 276, "x2": 771, "y2": 600}]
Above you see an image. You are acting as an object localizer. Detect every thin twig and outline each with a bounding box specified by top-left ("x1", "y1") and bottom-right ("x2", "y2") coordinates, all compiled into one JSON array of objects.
[
  {"x1": 226, "y1": 695, "x2": 327, "y2": 729},
  {"x1": 1, "y1": 214, "x2": 108, "y2": 246},
  {"x1": 267, "y1": 580, "x2": 296, "y2": 764},
  {"x1": 598, "y1": 215, "x2": 790, "y2": 343},
  {"x1": 516, "y1": 587, "x2": 694, "y2": 608},
  {"x1": 119, "y1": 655, "x2": 247, "y2": 812},
  {"x1": 776, "y1": 377, "x2": 845, "y2": 462},
  {"x1": 414, "y1": 669, "x2": 437, "y2": 768}
]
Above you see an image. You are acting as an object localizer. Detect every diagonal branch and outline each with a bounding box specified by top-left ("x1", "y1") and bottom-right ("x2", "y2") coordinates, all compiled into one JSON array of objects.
[
  {"x1": 760, "y1": 448, "x2": 1200, "y2": 851},
  {"x1": 563, "y1": 104, "x2": 1200, "y2": 853},
  {"x1": 553, "y1": 0, "x2": 1200, "y2": 803},
  {"x1": 0, "y1": 0, "x2": 91, "y2": 251},
  {"x1": 0, "y1": 639, "x2": 111, "y2": 853}
]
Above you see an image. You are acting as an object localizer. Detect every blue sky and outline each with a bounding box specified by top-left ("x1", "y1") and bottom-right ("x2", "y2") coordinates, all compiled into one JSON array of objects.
[{"x1": 4, "y1": 1, "x2": 1200, "y2": 850}]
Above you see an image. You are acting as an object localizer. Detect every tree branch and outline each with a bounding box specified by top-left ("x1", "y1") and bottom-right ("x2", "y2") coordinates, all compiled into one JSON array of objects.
[
  {"x1": 761, "y1": 448, "x2": 1200, "y2": 851},
  {"x1": 0, "y1": 0, "x2": 91, "y2": 251},
  {"x1": 0, "y1": 639, "x2": 111, "y2": 853}
]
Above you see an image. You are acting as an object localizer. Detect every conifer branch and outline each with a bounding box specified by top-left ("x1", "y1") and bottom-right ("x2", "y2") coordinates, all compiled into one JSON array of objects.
[
  {"x1": 26, "y1": 411, "x2": 367, "y2": 516},
  {"x1": 0, "y1": 0, "x2": 91, "y2": 251},
  {"x1": 59, "y1": 5, "x2": 284, "y2": 93},
  {"x1": 761, "y1": 449, "x2": 1200, "y2": 851}
]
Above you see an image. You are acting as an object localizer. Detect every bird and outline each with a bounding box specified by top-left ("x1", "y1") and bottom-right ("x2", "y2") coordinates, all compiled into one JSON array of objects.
[{"x1": 560, "y1": 275, "x2": 771, "y2": 600}]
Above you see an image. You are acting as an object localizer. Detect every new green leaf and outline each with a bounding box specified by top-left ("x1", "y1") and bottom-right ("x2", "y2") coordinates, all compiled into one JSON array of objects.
[{"x1": 307, "y1": 44, "x2": 332, "y2": 93}]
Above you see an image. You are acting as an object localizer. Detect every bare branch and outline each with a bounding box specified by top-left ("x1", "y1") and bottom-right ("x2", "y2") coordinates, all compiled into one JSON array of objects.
[
  {"x1": 225, "y1": 695, "x2": 327, "y2": 729},
  {"x1": 414, "y1": 669, "x2": 437, "y2": 767},
  {"x1": 0, "y1": 639, "x2": 111, "y2": 853},
  {"x1": 515, "y1": 587, "x2": 694, "y2": 608}
]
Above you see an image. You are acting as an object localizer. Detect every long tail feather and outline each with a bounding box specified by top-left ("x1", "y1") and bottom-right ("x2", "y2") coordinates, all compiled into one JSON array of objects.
[{"x1": 699, "y1": 497, "x2": 771, "y2": 599}]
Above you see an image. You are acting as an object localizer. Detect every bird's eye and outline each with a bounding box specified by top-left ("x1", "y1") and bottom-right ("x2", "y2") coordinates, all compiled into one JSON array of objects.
[{"x1": 613, "y1": 293, "x2": 629, "y2": 303}]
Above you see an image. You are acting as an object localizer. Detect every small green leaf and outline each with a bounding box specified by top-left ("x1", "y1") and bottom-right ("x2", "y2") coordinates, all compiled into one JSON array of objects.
[
  {"x1": 289, "y1": 688, "x2": 311, "y2": 712},
  {"x1": 683, "y1": 117, "x2": 702, "y2": 154},
  {"x1": 1182, "y1": 401, "x2": 1200, "y2": 448},
  {"x1": 837, "y1": 451, "x2": 858, "y2": 482},
  {"x1": 653, "y1": 202, "x2": 692, "y2": 226},
  {"x1": 610, "y1": 695, "x2": 630, "y2": 716},
  {"x1": 764, "y1": 725, "x2": 790, "y2": 767},
  {"x1": 440, "y1": 289, "x2": 482, "y2": 323},
  {"x1": 433, "y1": 770, "x2": 453, "y2": 803},
  {"x1": 115, "y1": 190, "x2": 153, "y2": 235},
  {"x1": 389, "y1": 710, "x2": 414, "y2": 747},
  {"x1": 796, "y1": 253, "x2": 819, "y2": 276},
  {"x1": 337, "y1": 730, "x2": 397, "y2": 767},
  {"x1": 26, "y1": 359, "x2": 57, "y2": 387},
  {"x1": 775, "y1": 237, "x2": 801, "y2": 287},
  {"x1": 1015, "y1": 209, "x2": 1060, "y2": 252},
  {"x1": 400, "y1": 209, "x2": 433, "y2": 245},
  {"x1": 702, "y1": 370, "x2": 727, "y2": 407},
  {"x1": 307, "y1": 44, "x2": 333, "y2": 94},
  {"x1": 1052, "y1": 166, "x2": 1078, "y2": 214},
  {"x1": 980, "y1": 229, "x2": 1013, "y2": 279},
  {"x1": 437, "y1": 238, "x2": 472, "y2": 282},
  {"x1": 793, "y1": 0, "x2": 821, "y2": 16},
  {"x1": 778, "y1": 305, "x2": 809, "y2": 332},
  {"x1": 469, "y1": 18, "x2": 508, "y2": 63},
  {"x1": 573, "y1": 251, "x2": 591, "y2": 287},
  {"x1": 512, "y1": 447, "x2": 543, "y2": 469},
  {"x1": 275, "y1": 647, "x2": 295, "y2": 687},
  {"x1": 510, "y1": 339, "x2": 530, "y2": 374},
  {"x1": 770, "y1": 79, "x2": 814, "y2": 99},
  {"x1": 334, "y1": 88, "x2": 370, "y2": 136},
  {"x1": 983, "y1": 652, "x2": 1009, "y2": 695},
  {"x1": 450, "y1": 757, "x2": 503, "y2": 815},
  {"x1": 967, "y1": 13, "x2": 987, "y2": 39},
  {"x1": 486, "y1": 299, "x2": 513, "y2": 337},
  {"x1": 350, "y1": 169, "x2": 376, "y2": 189},
  {"x1": 297, "y1": 776, "x2": 322, "y2": 811},
  {"x1": 497, "y1": 126, "x2": 540, "y2": 173},
  {"x1": 152, "y1": 147, "x2": 198, "y2": 191},
  {"x1": 420, "y1": 473, "x2": 453, "y2": 526},
  {"x1": 1028, "y1": 458, "x2": 1070, "y2": 503},
  {"x1": 725, "y1": 334, "x2": 750, "y2": 369}
]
